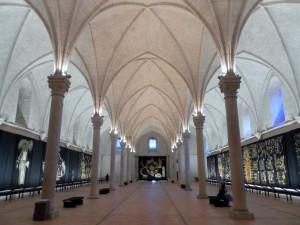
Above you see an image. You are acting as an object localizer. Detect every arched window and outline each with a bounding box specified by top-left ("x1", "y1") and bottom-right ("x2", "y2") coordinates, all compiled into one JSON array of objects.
[
  {"x1": 205, "y1": 139, "x2": 210, "y2": 154},
  {"x1": 16, "y1": 78, "x2": 32, "y2": 128},
  {"x1": 116, "y1": 138, "x2": 121, "y2": 150},
  {"x1": 243, "y1": 110, "x2": 251, "y2": 139},
  {"x1": 148, "y1": 138, "x2": 157, "y2": 150},
  {"x1": 269, "y1": 77, "x2": 285, "y2": 127}
]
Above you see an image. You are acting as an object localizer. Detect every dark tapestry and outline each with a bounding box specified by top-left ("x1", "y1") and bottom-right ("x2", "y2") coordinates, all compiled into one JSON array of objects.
[
  {"x1": 221, "y1": 152, "x2": 231, "y2": 180},
  {"x1": 207, "y1": 156, "x2": 216, "y2": 179},
  {"x1": 79, "y1": 153, "x2": 92, "y2": 180},
  {"x1": 138, "y1": 156, "x2": 166, "y2": 180},
  {"x1": 293, "y1": 132, "x2": 300, "y2": 181},
  {"x1": 242, "y1": 136, "x2": 287, "y2": 186}
]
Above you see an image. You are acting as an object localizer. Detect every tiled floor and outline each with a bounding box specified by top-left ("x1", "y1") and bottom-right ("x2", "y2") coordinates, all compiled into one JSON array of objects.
[{"x1": 0, "y1": 181, "x2": 300, "y2": 225}]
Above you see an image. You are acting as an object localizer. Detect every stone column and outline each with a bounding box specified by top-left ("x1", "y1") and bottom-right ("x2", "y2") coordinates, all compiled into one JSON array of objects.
[
  {"x1": 193, "y1": 112, "x2": 207, "y2": 199},
  {"x1": 131, "y1": 152, "x2": 135, "y2": 182},
  {"x1": 40, "y1": 70, "x2": 70, "y2": 218},
  {"x1": 176, "y1": 140, "x2": 183, "y2": 185},
  {"x1": 119, "y1": 140, "x2": 126, "y2": 187},
  {"x1": 126, "y1": 146, "x2": 131, "y2": 184},
  {"x1": 88, "y1": 113, "x2": 103, "y2": 199},
  {"x1": 109, "y1": 131, "x2": 117, "y2": 191},
  {"x1": 171, "y1": 150, "x2": 176, "y2": 182},
  {"x1": 219, "y1": 71, "x2": 254, "y2": 219},
  {"x1": 182, "y1": 130, "x2": 192, "y2": 191}
]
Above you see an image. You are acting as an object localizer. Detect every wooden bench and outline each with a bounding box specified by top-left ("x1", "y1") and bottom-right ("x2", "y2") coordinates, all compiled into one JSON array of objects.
[{"x1": 63, "y1": 196, "x2": 84, "y2": 208}]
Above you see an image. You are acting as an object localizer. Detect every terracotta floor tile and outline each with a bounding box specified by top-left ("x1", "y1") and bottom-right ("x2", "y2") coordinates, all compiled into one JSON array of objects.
[{"x1": 0, "y1": 182, "x2": 299, "y2": 225}]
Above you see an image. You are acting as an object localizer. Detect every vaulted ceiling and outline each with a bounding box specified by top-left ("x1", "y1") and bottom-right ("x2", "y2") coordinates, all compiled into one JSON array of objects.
[{"x1": 0, "y1": 0, "x2": 299, "y2": 153}]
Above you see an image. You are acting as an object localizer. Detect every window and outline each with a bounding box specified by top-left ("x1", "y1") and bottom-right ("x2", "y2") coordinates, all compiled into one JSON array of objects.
[
  {"x1": 148, "y1": 138, "x2": 157, "y2": 150},
  {"x1": 116, "y1": 138, "x2": 121, "y2": 150},
  {"x1": 16, "y1": 78, "x2": 32, "y2": 128},
  {"x1": 243, "y1": 111, "x2": 251, "y2": 139},
  {"x1": 269, "y1": 77, "x2": 285, "y2": 127}
]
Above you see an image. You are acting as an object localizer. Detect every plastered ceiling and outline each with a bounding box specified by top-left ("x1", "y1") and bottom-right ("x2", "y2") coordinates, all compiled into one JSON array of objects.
[{"x1": 0, "y1": 0, "x2": 299, "y2": 153}]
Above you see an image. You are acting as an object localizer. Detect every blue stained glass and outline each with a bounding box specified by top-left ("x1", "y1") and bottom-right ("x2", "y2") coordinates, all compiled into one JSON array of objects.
[
  {"x1": 243, "y1": 114, "x2": 251, "y2": 139},
  {"x1": 149, "y1": 138, "x2": 157, "y2": 150},
  {"x1": 205, "y1": 141, "x2": 210, "y2": 154},
  {"x1": 270, "y1": 80, "x2": 285, "y2": 127},
  {"x1": 116, "y1": 138, "x2": 121, "y2": 150}
]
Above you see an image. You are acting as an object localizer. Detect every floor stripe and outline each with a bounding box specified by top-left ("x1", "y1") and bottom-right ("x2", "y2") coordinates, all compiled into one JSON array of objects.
[
  {"x1": 95, "y1": 184, "x2": 143, "y2": 225},
  {"x1": 160, "y1": 183, "x2": 189, "y2": 225}
]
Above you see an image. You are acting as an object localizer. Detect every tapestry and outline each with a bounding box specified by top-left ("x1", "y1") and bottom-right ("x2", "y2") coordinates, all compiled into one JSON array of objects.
[
  {"x1": 138, "y1": 156, "x2": 166, "y2": 180},
  {"x1": 15, "y1": 139, "x2": 33, "y2": 186},
  {"x1": 293, "y1": 132, "x2": 300, "y2": 180},
  {"x1": 207, "y1": 156, "x2": 216, "y2": 179}
]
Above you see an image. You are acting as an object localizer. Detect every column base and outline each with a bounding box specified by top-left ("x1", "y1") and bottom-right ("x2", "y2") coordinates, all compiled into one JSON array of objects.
[
  {"x1": 184, "y1": 187, "x2": 192, "y2": 191},
  {"x1": 87, "y1": 195, "x2": 99, "y2": 199},
  {"x1": 197, "y1": 194, "x2": 207, "y2": 199},
  {"x1": 229, "y1": 208, "x2": 254, "y2": 220},
  {"x1": 48, "y1": 209, "x2": 59, "y2": 220}
]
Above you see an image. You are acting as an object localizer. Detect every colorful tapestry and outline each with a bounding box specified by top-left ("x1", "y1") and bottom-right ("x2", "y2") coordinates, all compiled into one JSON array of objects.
[
  {"x1": 138, "y1": 156, "x2": 166, "y2": 180},
  {"x1": 207, "y1": 156, "x2": 216, "y2": 179}
]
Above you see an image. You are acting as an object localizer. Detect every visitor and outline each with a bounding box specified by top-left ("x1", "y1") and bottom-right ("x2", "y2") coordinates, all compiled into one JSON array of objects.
[{"x1": 217, "y1": 183, "x2": 233, "y2": 204}]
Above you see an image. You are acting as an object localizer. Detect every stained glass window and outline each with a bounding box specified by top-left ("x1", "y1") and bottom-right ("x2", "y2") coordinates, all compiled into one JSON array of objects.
[
  {"x1": 269, "y1": 77, "x2": 285, "y2": 127},
  {"x1": 116, "y1": 138, "x2": 121, "y2": 150},
  {"x1": 148, "y1": 138, "x2": 157, "y2": 150},
  {"x1": 243, "y1": 112, "x2": 251, "y2": 139}
]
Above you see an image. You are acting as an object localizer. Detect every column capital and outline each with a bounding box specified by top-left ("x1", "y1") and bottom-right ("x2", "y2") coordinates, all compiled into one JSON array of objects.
[
  {"x1": 48, "y1": 70, "x2": 71, "y2": 96},
  {"x1": 193, "y1": 112, "x2": 205, "y2": 129},
  {"x1": 110, "y1": 130, "x2": 118, "y2": 140},
  {"x1": 91, "y1": 113, "x2": 104, "y2": 128},
  {"x1": 182, "y1": 130, "x2": 191, "y2": 141},
  {"x1": 176, "y1": 140, "x2": 182, "y2": 148},
  {"x1": 120, "y1": 140, "x2": 127, "y2": 149},
  {"x1": 218, "y1": 71, "x2": 241, "y2": 97}
]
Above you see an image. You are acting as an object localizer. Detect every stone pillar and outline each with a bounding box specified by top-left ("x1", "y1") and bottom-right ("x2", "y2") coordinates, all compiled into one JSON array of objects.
[
  {"x1": 126, "y1": 146, "x2": 131, "y2": 183},
  {"x1": 88, "y1": 113, "x2": 103, "y2": 199},
  {"x1": 193, "y1": 112, "x2": 207, "y2": 199},
  {"x1": 182, "y1": 130, "x2": 192, "y2": 191},
  {"x1": 176, "y1": 140, "x2": 183, "y2": 185},
  {"x1": 109, "y1": 132, "x2": 117, "y2": 191},
  {"x1": 219, "y1": 71, "x2": 254, "y2": 219},
  {"x1": 40, "y1": 70, "x2": 70, "y2": 218},
  {"x1": 119, "y1": 140, "x2": 126, "y2": 187},
  {"x1": 131, "y1": 152, "x2": 135, "y2": 182},
  {"x1": 171, "y1": 150, "x2": 176, "y2": 182}
]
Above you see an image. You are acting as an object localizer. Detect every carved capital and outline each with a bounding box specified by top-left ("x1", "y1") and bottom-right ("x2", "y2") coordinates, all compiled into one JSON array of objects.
[
  {"x1": 110, "y1": 130, "x2": 118, "y2": 140},
  {"x1": 176, "y1": 140, "x2": 182, "y2": 148},
  {"x1": 182, "y1": 129, "x2": 191, "y2": 141},
  {"x1": 193, "y1": 112, "x2": 205, "y2": 129},
  {"x1": 48, "y1": 70, "x2": 71, "y2": 96},
  {"x1": 218, "y1": 71, "x2": 241, "y2": 98},
  {"x1": 91, "y1": 113, "x2": 104, "y2": 128},
  {"x1": 120, "y1": 140, "x2": 127, "y2": 149}
]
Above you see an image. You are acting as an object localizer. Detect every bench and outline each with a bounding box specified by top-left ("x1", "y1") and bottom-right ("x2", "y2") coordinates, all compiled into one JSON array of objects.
[
  {"x1": 63, "y1": 196, "x2": 84, "y2": 208},
  {"x1": 99, "y1": 188, "x2": 110, "y2": 194},
  {"x1": 0, "y1": 189, "x2": 11, "y2": 201},
  {"x1": 98, "y1": 177, "x2": 106, "y2": 183}
]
